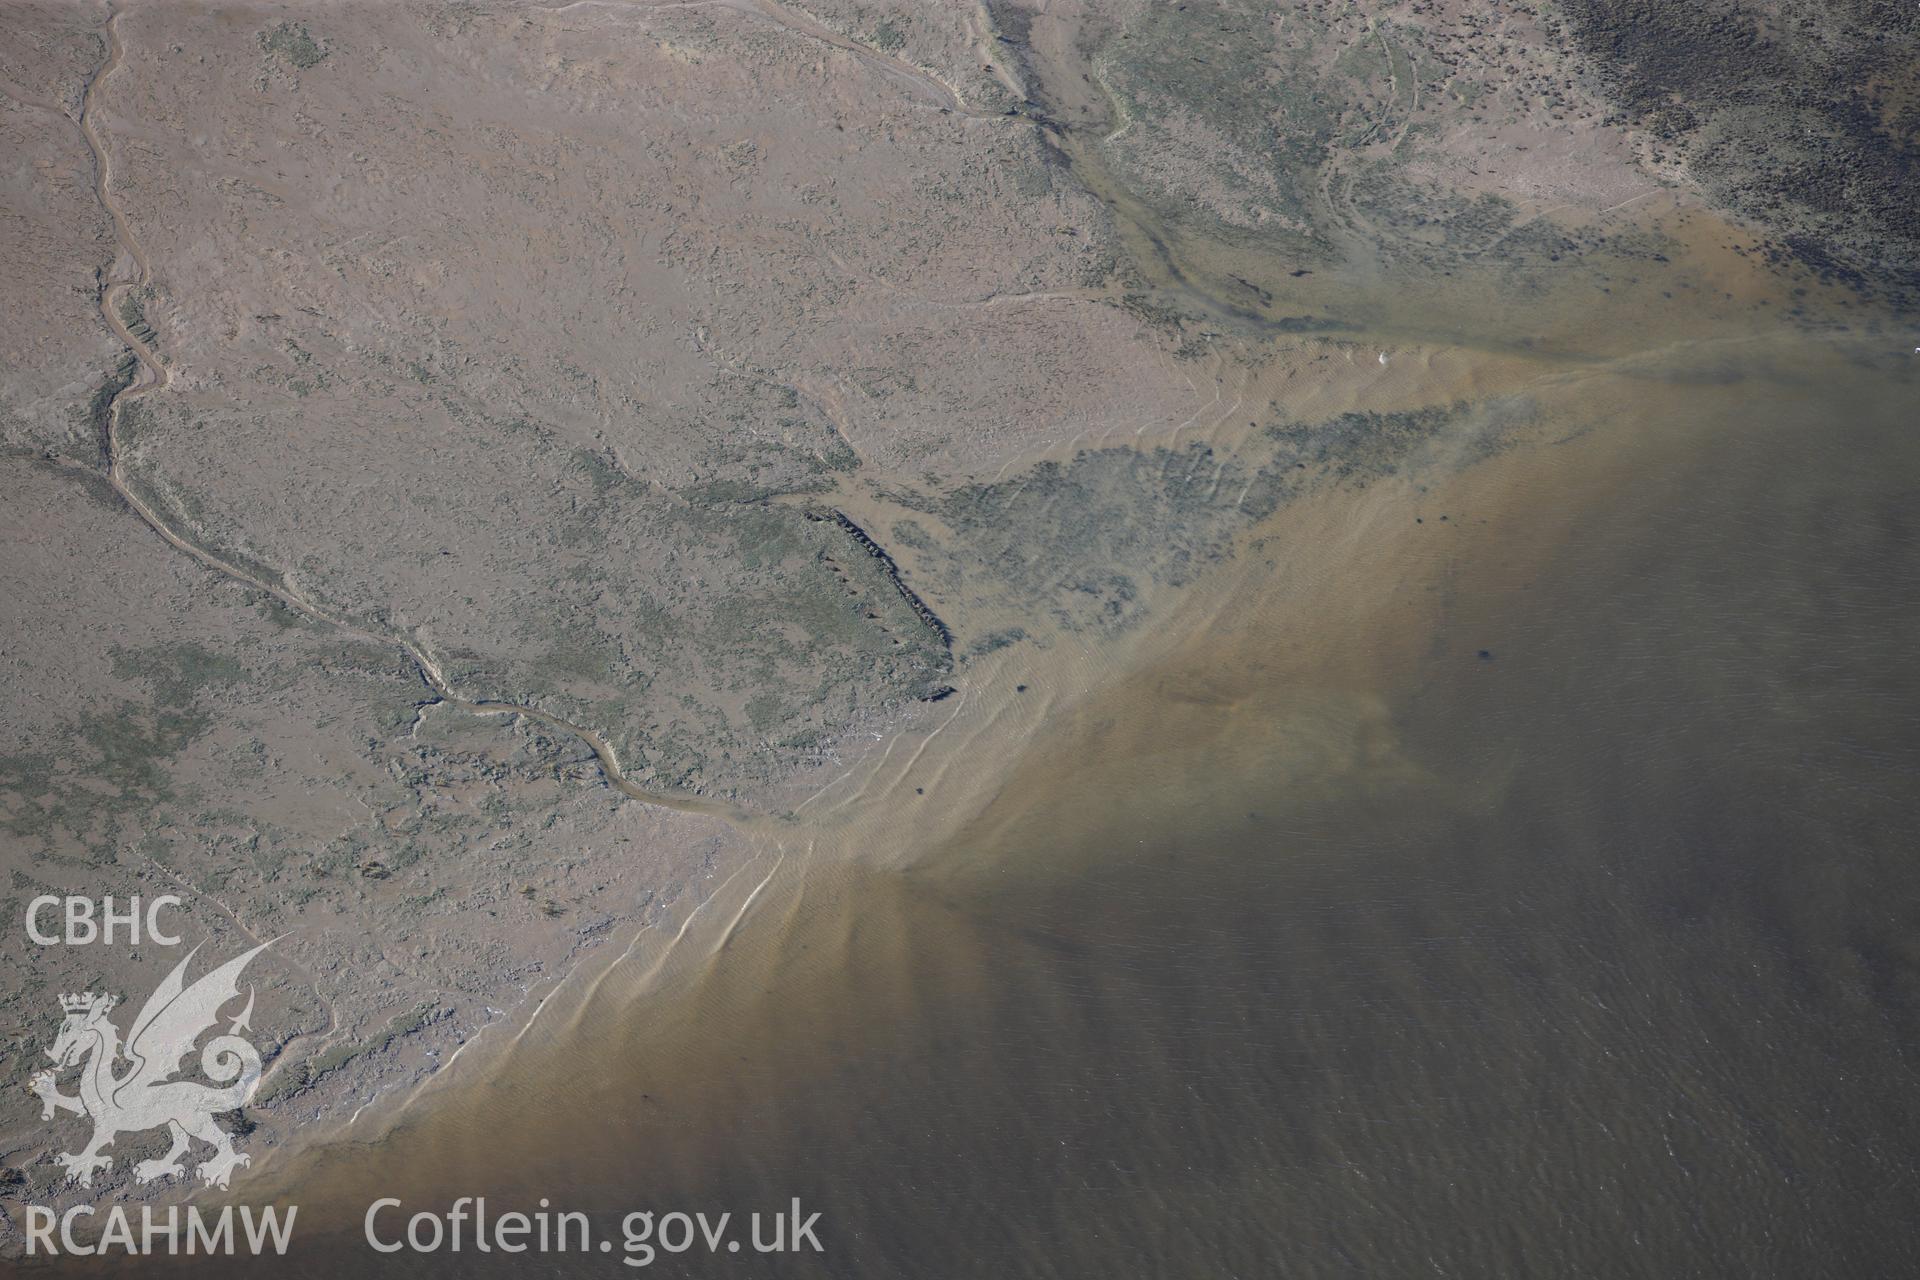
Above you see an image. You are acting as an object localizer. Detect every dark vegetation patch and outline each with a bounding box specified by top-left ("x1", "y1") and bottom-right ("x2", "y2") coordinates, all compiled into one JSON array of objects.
[
  {"x1": 1016, "y1": 0, "x2": 1659, "y2": 300},
  {"x1": 1097, "y1": 0, "x2": 1338, "y2": 256},
  {"x1": 1558, "y1": 0, "x2": 1920, "y2": 304},
  {"x1": 261, "y1": 22, "x2": 327, "y2": 70},
  {"x1": 896, "y1": 401, "x2": 1474, "y2": 639},
  {"x1": 109, "y1": 641, "x2": 247, "y2": 709}
]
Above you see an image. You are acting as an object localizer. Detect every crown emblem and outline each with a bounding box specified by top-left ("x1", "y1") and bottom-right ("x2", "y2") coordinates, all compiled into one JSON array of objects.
[{"x1": 60, "y1": 993, "x2": 109, "y2": 1013}]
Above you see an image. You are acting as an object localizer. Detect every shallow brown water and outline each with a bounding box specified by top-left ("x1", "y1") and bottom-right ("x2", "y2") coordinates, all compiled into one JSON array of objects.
[{"x1": 131, "y1": 331, "x2": 1920, "y2": 1279}]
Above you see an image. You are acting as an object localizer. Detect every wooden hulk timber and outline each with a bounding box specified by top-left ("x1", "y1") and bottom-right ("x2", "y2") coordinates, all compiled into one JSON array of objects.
[{"x1": 807, "y1": 508, "x2": 955, "y2": 651}]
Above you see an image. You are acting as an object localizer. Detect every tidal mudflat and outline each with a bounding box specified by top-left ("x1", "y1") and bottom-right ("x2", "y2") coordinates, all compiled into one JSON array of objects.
[{"x1": 5, "y1": 3, "x2": 1918, "y2": 1275}]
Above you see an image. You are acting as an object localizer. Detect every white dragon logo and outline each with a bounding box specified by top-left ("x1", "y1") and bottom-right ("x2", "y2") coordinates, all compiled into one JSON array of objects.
[{"x1": 29, "y1": 941, "x2": 271, "y2": 1190}]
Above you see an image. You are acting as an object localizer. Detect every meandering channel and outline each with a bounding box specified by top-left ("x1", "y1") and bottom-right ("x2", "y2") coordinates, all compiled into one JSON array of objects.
[{"x1": 73, "y1": 5, "x2": 751, "y2": 825}]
